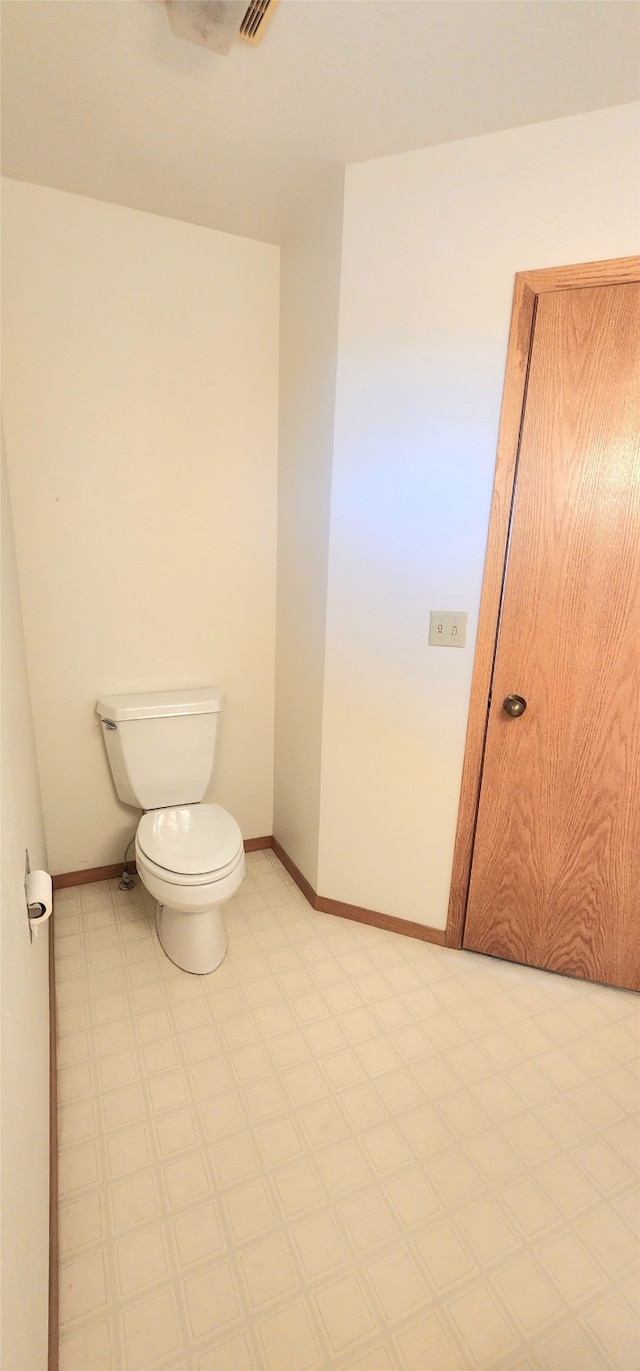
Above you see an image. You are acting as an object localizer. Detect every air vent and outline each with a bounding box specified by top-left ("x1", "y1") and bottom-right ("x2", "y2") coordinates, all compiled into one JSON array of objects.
[
  {"x1": 163, "y1": 0, "x2": 278, "y2": 56},
  {"x1": 238, "y1": 0, "x2": 279, "y2": 45}
]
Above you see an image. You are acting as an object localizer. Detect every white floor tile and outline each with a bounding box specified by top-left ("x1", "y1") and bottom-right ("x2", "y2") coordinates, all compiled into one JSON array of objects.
[{"x1": 55, "y1": 857, "x2": 640, "y2": 1370}]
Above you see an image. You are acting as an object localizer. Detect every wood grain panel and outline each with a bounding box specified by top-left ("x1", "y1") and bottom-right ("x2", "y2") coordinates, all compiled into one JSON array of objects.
[
  {"x1": 463, "y1": 282, "x2": 640, "y2": 990},
  {"x1": 519, "y1": 255, "x2": 640, "y2": 294},
  {"x1": 446, "y1": 256, "x2": 640, "y2": 953},
  {"x1": 446, "y1": 278, "x2": 537, "y2": 947}
]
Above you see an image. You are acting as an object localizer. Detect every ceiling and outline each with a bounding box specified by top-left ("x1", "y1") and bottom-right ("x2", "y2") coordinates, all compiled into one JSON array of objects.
[{"x1": 2, "y1": 0, "x2": 639, "y2": 244}]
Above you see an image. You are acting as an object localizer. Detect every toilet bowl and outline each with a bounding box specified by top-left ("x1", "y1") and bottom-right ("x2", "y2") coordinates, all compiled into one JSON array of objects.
[
  {"x1": 135, "y1": 803, "x2": 245, "y2": 974},
  {"x1": 96, "y1": 686, "x2": 245, "y2": 975}
]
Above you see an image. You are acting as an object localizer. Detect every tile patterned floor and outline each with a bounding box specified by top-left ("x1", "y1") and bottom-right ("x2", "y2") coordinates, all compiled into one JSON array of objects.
[{"x1": 55, "y1": 851, "x2": 640, "y2": 1371}]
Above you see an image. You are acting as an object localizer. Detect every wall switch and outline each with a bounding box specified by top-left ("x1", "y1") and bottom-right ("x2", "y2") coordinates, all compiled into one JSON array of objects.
[{"x1": 429, "y1": 610, "x2": 467, "y2": 648}]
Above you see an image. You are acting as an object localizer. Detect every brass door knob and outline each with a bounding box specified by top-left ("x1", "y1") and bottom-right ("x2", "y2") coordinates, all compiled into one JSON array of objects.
[{"x1": 503, "y1": 694, "x2": 527, "y2": 718}]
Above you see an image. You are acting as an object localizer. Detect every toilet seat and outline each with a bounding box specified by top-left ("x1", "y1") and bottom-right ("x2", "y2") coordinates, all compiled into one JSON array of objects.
[
  {"x1": 137, "y1": 803, "x2": 243, "y2": 884},
  {"x1": 136, "y1": 846, "x2": 244, "y2": 888}
]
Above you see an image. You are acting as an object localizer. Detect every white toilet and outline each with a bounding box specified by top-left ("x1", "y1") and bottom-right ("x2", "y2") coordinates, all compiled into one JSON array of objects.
[{"x1": 96, "y1": 687, "x2": 245, "y2": 974}]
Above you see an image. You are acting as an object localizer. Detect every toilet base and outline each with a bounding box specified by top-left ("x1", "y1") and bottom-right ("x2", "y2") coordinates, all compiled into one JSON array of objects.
[{"x1": 156, "y1": 902, "x2": 228, "y2": 975}]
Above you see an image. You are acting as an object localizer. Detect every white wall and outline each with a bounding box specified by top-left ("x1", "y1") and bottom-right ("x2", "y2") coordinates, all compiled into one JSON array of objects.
[
  {"x1": 318, "y1": 102, "x2": 640, "y2": 927},
  {"x1": 2, "y1": 180, "x2": 280, "y2": 874},
  {"x1": 273, "y1": 175, "x2": 344, "y2": 886},
  {"x1": 0, "y1": 427, "x2": 50, "y2": 1371}
]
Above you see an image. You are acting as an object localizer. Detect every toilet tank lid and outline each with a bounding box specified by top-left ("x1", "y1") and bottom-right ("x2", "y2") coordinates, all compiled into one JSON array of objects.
[{"x1": 96, "y1": 687, "x2": 224, "y2": 721}]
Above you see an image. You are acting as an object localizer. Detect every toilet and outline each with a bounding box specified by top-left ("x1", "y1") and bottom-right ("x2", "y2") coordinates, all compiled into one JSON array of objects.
[{"x1": 96, "y1": 687, "x2": 245, "y2": 974}]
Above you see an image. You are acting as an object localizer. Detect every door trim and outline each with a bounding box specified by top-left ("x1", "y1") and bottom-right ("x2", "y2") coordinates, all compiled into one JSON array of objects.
[{"x1": 445, "y1": 255, "x2": 640, "y2": 951}]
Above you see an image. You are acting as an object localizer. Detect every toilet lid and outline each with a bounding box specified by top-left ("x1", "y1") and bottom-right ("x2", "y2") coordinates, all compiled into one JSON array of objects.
[{"x1": 137, "y1": 804, "x2": 243, "y2": 877}]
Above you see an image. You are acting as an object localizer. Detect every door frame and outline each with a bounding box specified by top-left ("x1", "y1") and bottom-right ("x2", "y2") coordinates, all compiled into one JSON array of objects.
[{"x1": 445, "y1": 254, "x2": 640, "y2": 951}]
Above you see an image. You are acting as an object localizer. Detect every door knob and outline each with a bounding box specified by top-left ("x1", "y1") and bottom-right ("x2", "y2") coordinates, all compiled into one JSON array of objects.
[{"x1": 503, "y1": 694, "x2": 527, "y2": 718}]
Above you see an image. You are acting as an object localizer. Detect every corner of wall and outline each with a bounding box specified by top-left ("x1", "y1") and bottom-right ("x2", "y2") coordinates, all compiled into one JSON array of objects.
[{"x1": 273, "y1": 174, "x2": 346, "y2": 888}]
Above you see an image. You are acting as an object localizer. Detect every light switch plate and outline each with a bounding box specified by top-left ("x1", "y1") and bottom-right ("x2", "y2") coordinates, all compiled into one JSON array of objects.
[{"x1": 429, "y1": 611, "x2": 467, "y2": 648}]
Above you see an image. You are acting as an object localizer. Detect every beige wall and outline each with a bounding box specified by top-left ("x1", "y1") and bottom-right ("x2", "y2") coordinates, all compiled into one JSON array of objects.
[
  {"x1": 273, "y1": 175, "x2": 344, "y2": 886},
  {"x1": 318, "y1": 102, "x2": 640, "y2": 927},
  {"x1": 2, "y1": 180, "x2": 280, "y2": 875},
  {"x1": 1, "y1": 427, "x2": 50, "y2": 1371},
  {"x1": 4, "y1": 102, "x2": 639, "y2": 925}
]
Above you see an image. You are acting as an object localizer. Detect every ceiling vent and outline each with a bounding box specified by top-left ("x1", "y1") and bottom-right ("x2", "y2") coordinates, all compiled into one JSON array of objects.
[
  {"x1": 164, "y1": 1, "x2": 279, "y2": 56},
  {"x1": 238, "y1": 0, "x2": 279, "y2": 46}
]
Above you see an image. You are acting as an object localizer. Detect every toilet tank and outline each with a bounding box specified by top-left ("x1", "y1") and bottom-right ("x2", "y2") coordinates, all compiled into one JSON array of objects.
[{"x1": 96, "y1": 687, "x2": 224, "y2": 810}]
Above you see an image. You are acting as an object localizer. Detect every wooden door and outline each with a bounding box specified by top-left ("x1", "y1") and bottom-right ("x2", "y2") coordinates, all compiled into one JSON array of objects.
[{"x1": 461, "y1": 278, "x2": 640, "y2": 991}]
